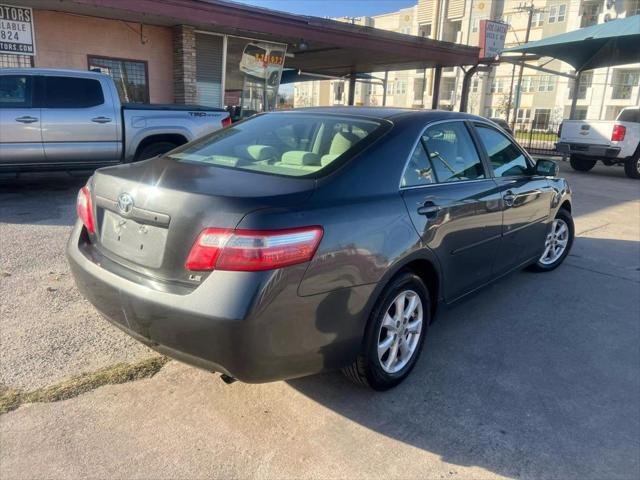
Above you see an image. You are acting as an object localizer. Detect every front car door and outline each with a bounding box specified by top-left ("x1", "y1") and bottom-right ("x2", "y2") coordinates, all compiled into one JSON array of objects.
[
  {"x1": 40, "y1": 75, "x2": 119, "y2": 164},
  {"x1": 471, "y1": 122, "x2": 556, "y2": 274},
  {"x1": 0, "y1": 74, "x2": 44, "y2": 166},
  {"x1": 401, "y1": 120, "x2": 503, "y2": 302}
]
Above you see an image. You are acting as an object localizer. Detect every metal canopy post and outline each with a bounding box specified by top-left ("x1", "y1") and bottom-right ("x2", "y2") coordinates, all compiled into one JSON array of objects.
[
  {"x1": 459, "y1": 66, "x2": 477, "y2": 113},
  {"x1": 432, "y1": 66, "x2": 442, "y2": 110},
  {"x1": 348, "y1": 74, "x2": 356, "y2": 105},
  {"x1": 569, "y1": 70, "x2": 582, "y2": 120},
  {"x1": 382, "y1": 71, "x2": 388, "y2": 106}
]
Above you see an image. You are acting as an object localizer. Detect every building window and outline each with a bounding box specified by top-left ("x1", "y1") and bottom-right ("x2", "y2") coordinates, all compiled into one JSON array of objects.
[
  {"x1": 516, "y1": 108, "x2": 531, "y2": 123},
  {"x1": 533, "y1": 109, "x2": 551, "y2": 130},
  {"x1": 538, "y1": 75, "x2": 555, "y2": 92},
  {"x1": 88, "y1": 56, "x2": 149, "y2": 103},
  {"x1": 548, "y1": 4, "x2": 566, "y2": 23},
  {"x1": 532, "y1": 12, "x2": 544, "y2": 27},
  {"x1": 503, "y1": 14, "x2": 513, "y2": 27},
  {"x1": 569, "y1": 71, "x2": 593, "y2": 100},
  {"x1": 490, "y1": 78, "x2": 504, "y2": 94},
  {"x1": 400, "y1": 26, "x2": 412, "y2": 34},
  {"x1": 611, "y1": 69, "x2": 640, "y2": 100},
  {"x1": 471, "y1": 78, "x2": 479, "y2": 93},
  {"x1": 395, "y1": 80, "x2": 407, "y2": 95},
  {"x1": 441, "y1": 77, "x2": 456, "y2": 101},
  {"x1": 386, "y1": 81, "x2": 394, "y2": 96},
  {"x1": 333, "y1": 82, "x2": 344, "y2": 102},
  {"x1": 581, "y1": 2, "x2": 600, "y2": 28},
  {"x1": 414, "y1": 78, "x2": 425, "y2": 101},
  {"x1": 574, "y1": 108, "x2": 588, "y2": 120},
  {"x1": 0, "y1": 54, "x2": 33, "y2": 68},
  {"x1": 419, "y1": 24, "x2": 432, "y2": 38},
  {"x1": 521, "y1": 76, "x2": 536, "y2": 93}
]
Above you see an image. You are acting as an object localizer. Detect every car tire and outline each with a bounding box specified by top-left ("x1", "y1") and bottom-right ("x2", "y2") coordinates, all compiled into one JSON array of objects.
[
  {"x1": 135, "y1": 141, "x2": 179, "y2": 161},
  {"x1": 623, "y1": 151, "x2": 640, "y2": 179},
  {"x1": 569, "y1": 155, "x2": 597, "y2": 172},
  {"x1": 528, "y1": 208, "x2": 574, "y2": 272},
  {"x1": 343, "y1": 271, "x2": 430, "y2": 390}
]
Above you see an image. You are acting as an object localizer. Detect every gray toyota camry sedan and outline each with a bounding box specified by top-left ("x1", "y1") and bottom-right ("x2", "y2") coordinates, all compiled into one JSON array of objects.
[{"x1": 67, "y1": 108, "x2": 573, "y2": 390}]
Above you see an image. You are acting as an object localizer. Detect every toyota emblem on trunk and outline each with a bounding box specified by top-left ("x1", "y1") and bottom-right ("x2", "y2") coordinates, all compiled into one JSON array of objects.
[{"x1": 117, "y1": 193, "x2": 134, "y2": 215}]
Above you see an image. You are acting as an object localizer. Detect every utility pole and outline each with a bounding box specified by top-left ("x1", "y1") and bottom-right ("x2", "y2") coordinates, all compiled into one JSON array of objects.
[{"x1": 510, "y1": 3, "x2": 545, "y2": 129}]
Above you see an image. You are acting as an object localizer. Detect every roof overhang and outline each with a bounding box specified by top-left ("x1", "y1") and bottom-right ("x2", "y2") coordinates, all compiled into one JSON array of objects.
[{"x1": 12, "y1": 0, "x2": 479, "y2": 75}]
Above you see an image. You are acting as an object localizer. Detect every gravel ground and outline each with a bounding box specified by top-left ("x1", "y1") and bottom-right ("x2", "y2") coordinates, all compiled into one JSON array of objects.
[{"x1": 0, "y1": 173, "x2": 154, "y2": 390}]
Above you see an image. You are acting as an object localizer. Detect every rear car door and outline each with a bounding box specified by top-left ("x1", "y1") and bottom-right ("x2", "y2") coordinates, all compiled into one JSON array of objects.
[
  {"x1": 472, "y1": 122, "x2": 555, "y2": 274},
  {"x1": 41, "y1": 75, "x2": 119, "y2": 164},
  {"x1": 401, "y1": 120, "x2": 503, "y2": 302},
  {"x1": 0, "y1": 74, "x2": 44, "y2": 165}
]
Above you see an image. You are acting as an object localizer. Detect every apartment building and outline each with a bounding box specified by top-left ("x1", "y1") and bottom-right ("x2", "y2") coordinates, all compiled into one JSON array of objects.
[{"x1": 293, "y1": 0, "x2": 640, "y2": 127}]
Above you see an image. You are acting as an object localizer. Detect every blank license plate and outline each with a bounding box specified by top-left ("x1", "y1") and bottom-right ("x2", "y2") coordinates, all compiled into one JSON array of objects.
[{"x1": 101, "y1": 210, "x2": 167, "y2": 268}]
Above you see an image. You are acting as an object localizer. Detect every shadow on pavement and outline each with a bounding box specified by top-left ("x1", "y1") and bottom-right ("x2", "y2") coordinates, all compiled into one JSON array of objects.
[{"x1": 288, "y1": 237, "x2": 640, "y2": 480}]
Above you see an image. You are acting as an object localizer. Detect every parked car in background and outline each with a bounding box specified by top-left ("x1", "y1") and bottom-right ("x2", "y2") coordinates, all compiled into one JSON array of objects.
[
  {"x1": 0, "y1": 68, "x2": 230, "y2": 172},
  {"x1": 67, "y1": 108, "x2": 573, "y2": 391},
  {"x1": 557, "y1": 106, "x2": 640, "y2": 179}
]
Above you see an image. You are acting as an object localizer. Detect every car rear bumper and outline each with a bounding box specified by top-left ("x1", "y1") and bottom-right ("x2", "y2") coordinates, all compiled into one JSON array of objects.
[
  {"x1": 556, "y1": 142, "x2": 621, "y2": 158},
  {"x1": 67, "y1": 222, "x2": 374, "y2": 383}
]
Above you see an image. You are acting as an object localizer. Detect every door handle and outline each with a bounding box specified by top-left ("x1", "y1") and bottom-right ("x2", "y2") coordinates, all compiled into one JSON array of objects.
[
  {"x1": 417, "y1": 202, "x2": 441, "y2": 217},
  {"x1": 91, "y1": 116, "x2": 112, "y2": 123},
  {"x1": 15, "y1": 116, "x2": 38, "y2": 124},
  {"x1": 503, "y1": 190, "x2": 517, "y2": 207}
]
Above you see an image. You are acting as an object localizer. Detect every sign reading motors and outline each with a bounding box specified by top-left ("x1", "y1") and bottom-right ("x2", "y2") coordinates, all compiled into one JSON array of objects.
[
  {"x1": 479, "y1": 20, "x2": 507, "y2": 60},
  {"x1": 0, "y1": 4, "x2": 35, "y2": 55}
]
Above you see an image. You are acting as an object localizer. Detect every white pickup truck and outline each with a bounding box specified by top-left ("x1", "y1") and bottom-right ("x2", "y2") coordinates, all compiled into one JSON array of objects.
[
  {"x1": 557, "y1": 106, "x2": 640, "y2": 179},
  {"x1": 0, "y1": 68, "x2": 230, "y2": 172}
]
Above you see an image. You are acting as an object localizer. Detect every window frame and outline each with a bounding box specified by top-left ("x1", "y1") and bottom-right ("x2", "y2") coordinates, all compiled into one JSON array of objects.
[
  {"x1": 87, "y1": 54, "x2": 150, "y2": 104},
  {"x1": 398, "y1": 119, "x2": 490, "y2": 190},
  {"x1": 470, "y1": 121, "x2": 536, "y2": 179},
  {"x1": 0, "y1": 74, "x2": 33, "y2": 108}
]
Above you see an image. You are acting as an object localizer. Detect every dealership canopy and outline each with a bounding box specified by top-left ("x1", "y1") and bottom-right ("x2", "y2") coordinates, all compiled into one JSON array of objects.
[
  {"x1": 501, "y1": 15, "x2": 640, "y2": 71},
  {"x1": 20, "y1": 0, "x2": 479, "y2": 75}
]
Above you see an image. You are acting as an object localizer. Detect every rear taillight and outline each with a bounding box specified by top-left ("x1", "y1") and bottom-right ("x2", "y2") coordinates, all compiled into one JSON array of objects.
[
  {"x1": 185, "y1": 226, "x2": 323, "y2": 271},
  {"x1": 221, "y1": 116, "x2": 232, "y2": 128},
  {"x1": 611, "y1": 124, "x2": 626, "y2": 142},
  {"x1": 76, "y1": 186, "x2": 95, "y2": 234}
]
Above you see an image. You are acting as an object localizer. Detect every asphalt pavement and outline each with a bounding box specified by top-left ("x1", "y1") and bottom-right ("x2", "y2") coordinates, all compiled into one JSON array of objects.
[{"x1": 0, "y1": 162, "x2": 638, "y2": 479}]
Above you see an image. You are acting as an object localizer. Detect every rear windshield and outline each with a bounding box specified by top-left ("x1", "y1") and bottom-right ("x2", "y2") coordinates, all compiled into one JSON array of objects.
[
  {"x1": 617, "y1": 109, "x2": 640, "y2": 123},
  {"x1": 167, "y1": 113, "x2": 387, "y2": 177}
]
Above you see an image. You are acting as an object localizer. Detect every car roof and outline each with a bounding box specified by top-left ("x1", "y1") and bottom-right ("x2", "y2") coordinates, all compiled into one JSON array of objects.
[{"x1": 275, "y1": 106, "x2": 482, "y2": 122}]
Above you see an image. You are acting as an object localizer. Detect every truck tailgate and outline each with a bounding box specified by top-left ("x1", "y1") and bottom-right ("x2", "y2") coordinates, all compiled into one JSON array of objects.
[{"x1": 561, "y1": 120, "x2": 612, "y2": 145}]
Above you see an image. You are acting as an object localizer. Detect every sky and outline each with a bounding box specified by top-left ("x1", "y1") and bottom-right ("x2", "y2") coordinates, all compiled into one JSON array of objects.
[{"x1": 230, "y1": 0, "x2": 417, "y2": 18}]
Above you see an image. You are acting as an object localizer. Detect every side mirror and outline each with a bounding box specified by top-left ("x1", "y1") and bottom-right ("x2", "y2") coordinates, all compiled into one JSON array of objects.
[{"x1": 535, "y1": 159, "x2": 559, "y2": 177}]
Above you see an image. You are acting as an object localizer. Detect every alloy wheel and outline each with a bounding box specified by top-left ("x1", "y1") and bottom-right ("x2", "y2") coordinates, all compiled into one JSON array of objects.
[
  {"x1": 539, "y1": 218, "x2": 569, "y2": 265},
  {"x1": 377, "y1": 290, "x2": 423, "y2": 374}
]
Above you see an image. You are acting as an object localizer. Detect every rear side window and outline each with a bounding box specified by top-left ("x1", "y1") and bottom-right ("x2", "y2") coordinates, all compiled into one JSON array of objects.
[
  {"x1": 617, "y1": 109, "x2": 640, "y2": 123},
  {"x1": 421, "y1": 122, "x2": 485, "y2": 183},
  {"x1": 0, "y1": 75, "x2": 31, "y2": 108},
  {"x1": 167, "y1": 113, "x2": 387, "y2": 177},
  {"x1": 43, "y1": 77, "x2": 104, "y2": 108},
  {"x1": 475, "y1": 125, "x2": 532, "y2": 177},
  {"x1": 401, "y1": 142, "x2": 437, "y2": 187}
]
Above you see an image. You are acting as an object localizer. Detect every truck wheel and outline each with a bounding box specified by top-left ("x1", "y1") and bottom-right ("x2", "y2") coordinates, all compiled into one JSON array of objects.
[
  {"x1": 343, "y1": 271, "x2": 430, "y2": 391},
  {"x1": 623, "y1": 154, "x2": 640, "y2": 179},
  {"x1": 135, "y1": 141, "x2": 178, "y2": 161},
  {"x1": 569, "y1": 155, "x2": 596, "y2": 172}
]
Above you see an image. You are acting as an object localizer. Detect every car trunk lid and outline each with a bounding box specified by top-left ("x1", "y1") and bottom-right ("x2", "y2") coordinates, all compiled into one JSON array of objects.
[
  {"x1": 89, "y1": 156, "x2": 314, "y2": 286},
  {"x1": 561, "y1": 120, "x2": 613, "y2": 145}
]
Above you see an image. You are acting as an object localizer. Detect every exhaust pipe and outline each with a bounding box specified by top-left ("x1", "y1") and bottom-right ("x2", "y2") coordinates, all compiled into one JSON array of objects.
[{"x1": 220, "y1": 374, "x2": 237, "y2": 384}]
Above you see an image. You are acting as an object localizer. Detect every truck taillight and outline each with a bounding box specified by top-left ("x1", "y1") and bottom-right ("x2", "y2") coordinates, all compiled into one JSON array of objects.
[
  {"x1": 76, "y1": 186, "x2": 95, "y2": 234},
  {"x1": 221, "y1": 116, "x2": 232, "y2": 128},
  {"x1": 611, "y1": 124, "x2": 626, "y2": 142},
  {"x1": 185, "y1": 226, "x2": 323, "y2": 271}
]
